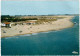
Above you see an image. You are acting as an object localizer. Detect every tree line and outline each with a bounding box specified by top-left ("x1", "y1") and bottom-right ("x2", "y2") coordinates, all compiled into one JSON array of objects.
[{"x1": 1, "y1": 15, "x2": 38, "y2": 22}]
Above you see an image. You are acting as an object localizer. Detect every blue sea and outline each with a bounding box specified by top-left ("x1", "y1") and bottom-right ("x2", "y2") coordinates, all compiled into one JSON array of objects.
[{"x1": 1, "y1": 16, "x2": 79, "y2": 55}]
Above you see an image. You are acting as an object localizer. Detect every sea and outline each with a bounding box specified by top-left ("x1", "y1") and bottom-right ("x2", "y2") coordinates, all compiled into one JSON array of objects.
[{"x1": 1, "y1": 16, "x2": 79, "y2": 55}]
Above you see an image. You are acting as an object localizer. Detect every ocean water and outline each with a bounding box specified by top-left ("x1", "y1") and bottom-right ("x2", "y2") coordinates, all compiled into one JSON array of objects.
[{"x1": 1, "y1": 16, "x2": 79, "y2": 55}]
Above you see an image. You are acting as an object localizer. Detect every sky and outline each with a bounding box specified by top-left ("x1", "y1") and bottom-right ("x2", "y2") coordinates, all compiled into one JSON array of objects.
[{"x1": 1, "y1": 1, "x2": 79, "y2": 15}]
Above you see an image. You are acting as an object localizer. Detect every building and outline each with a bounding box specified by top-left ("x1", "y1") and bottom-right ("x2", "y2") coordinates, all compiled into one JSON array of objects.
[
  {"x1": 1, "y1": 22, "x2": 11, "y2": 28},
  {"x1": 1, "y1": 23, "x2": 6, "y2": 27}
]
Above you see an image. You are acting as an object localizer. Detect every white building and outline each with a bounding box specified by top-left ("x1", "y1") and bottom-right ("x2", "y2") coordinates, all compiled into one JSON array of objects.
[{"x1": 1, "y1": 23, "x2": 6, "y2": 27}]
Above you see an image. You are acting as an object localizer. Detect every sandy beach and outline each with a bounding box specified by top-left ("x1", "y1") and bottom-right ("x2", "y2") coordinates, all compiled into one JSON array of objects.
[{"x1": 1, "y1": 16, "x2": 74, "y2": 38}]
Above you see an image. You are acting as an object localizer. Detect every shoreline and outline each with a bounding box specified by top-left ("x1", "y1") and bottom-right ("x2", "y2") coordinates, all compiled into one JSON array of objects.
[
  {"x1": 2, "y1": 25, "x2": 74, "y2": 38},
  {"x1": 1, "y1": 16, "x2": 74, "y2": 38}
]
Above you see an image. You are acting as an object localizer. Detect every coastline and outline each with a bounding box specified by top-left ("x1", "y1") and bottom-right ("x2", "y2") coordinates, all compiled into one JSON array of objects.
[{"x1": 1, "y1": 16, "x2": 74, "y2": 38}]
